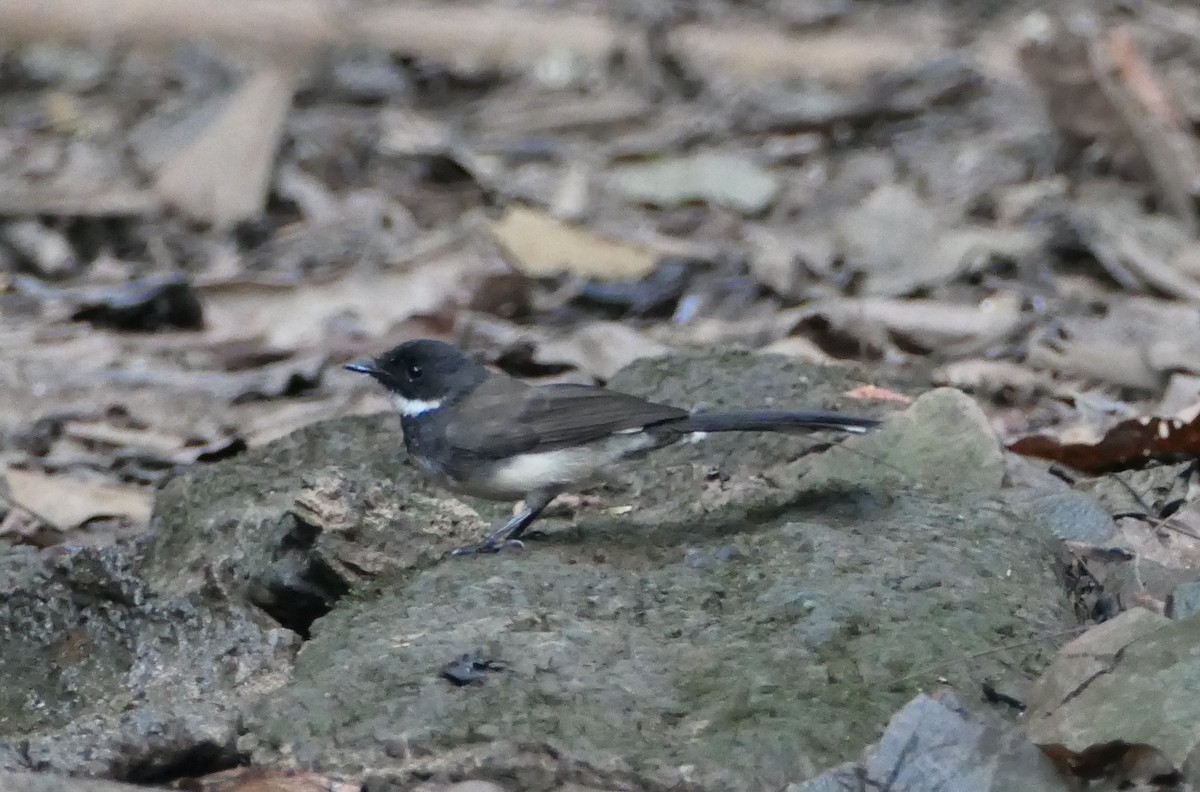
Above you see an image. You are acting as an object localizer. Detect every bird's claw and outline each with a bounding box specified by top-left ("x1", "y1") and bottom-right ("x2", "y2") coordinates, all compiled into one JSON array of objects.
[{"x1": 450, "y1": 537, "x2": 525, "y2": 556}]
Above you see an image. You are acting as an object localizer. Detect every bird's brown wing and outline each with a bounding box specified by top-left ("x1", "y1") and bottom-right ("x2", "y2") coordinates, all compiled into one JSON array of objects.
[{"x1": 446, "y1": 379, "x2": 687, "y2": 459}]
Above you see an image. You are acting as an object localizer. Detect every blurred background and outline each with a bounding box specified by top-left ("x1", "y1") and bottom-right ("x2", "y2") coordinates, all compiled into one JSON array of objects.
[{"x1": 3, "y1": 0, "x2": 1200, "y2": 547}]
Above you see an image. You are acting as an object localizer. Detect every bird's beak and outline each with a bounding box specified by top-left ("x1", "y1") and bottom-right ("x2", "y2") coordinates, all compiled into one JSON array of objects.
[{"x1": 344, "y1": 359, "x2": 379, "y2": 375}]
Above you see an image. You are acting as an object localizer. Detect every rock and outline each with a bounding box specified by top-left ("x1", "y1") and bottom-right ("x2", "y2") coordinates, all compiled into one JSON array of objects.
[
  {"x1": 1014, "y1": 490, "x2": 1116, "y2": 544},
  {"x1": 140, "y1": 414, "x2": 488, "y2": 634},
  {"x1": 245, "y1": 478, "x2": 1070, "y2": 789},
  {"x1": 1025, "y1": 607, "x2": 1200, "y2": 769},
  {"x1": 608, "y1": 348, "x2": 880, "y2": 473},
  {"x1": 1168, "y1": 580, "x2": 1200, "y2": 620},
  {"x1": 139, "y1": 352, "x2": 881, "y2": 633},
  {"x1": 793, "y1": 387, "x2": 1005, "y2": 498},
  {"x1": 224, "y1": 362, "x2": 1072, "y2": 791},
  {"x1": 128, "y1": 351, "x2": 1075, "y2": 791},
  {"x1": 1035, "y1": 606, "x2": 1175, "y2": 699},
  {"x1": 0, "y1": 546, "x2": 298, "y2": 779},
  {"x1": 0, "y1": 773, "x2": 171, "y2": 792},
  {"x1": 799, "y1": 692, "x2": 1072, "y2": 792},
  {"x1": 0, "y1": 544, "x2": 43, "y2": 592}
]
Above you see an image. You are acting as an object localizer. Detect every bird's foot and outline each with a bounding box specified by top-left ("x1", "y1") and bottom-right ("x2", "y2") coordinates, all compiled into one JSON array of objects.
[{"x1": 450, "y1": 536, "x2": 525, "y2": 556}]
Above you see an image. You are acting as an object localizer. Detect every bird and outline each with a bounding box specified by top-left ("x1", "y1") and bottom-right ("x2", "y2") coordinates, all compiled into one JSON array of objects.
[{"x1": 346, "y1": 339, "x2": 880, "y2": 555}]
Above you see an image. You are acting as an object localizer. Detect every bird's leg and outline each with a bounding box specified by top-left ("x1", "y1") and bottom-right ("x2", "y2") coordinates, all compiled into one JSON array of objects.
[{"x1": 452, "y1": 489, "x2": 559, "y2": 556}]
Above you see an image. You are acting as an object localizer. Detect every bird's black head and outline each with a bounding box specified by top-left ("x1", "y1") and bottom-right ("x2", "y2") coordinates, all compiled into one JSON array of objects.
[{"x1": 345, "y1": 339, "x2": 491, "y2": 412}]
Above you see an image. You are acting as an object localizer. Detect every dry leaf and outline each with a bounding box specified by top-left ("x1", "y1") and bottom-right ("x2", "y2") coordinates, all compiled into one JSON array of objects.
[
  {"x1": 200, "y1": 252, "x2": 487, "y2": 349},
  {"x1": 745, "y1": 224, "x2": 837, "y2": 298},
  {"x1": 536, "y1": 322, "x2": 673, "y2": 380},
  {"x1": 1158, "y1": 373, "x2": 1200, "y2": 420},
  {"x1": 1010, "y1": 411, "x2": 1200, "y2": 474},
  {"x1": 803, "y1": 294, "x2": 1022, "y2": 353},
  {"x1": 652, "y1": 311, "x2": 803, "y2": 351},
  {"x1": 240, "y1": 400, "x2": 352, "y2": 448},
  {"x1": 1027, "y1": 297, "x2": 1200, "y2": 389},
  {"x1": 609, "y1": 152, "x2": 780, "y2": 215},
  {"x1": 836, "y1": 184, "x2": 1042, "y2": 296},
  {"x1": 155, "y1": 59, "x2": 301, "y2": 227},
  {"x1": 1116, "y1": 501, "x2": 1200, "y2": 571},
  {"x1": 0, "y1": 1, "x2": 932, "y2": 84},
  {"x1": 3, "y1": 467, "x2": 153, "y2": 530},
  {"x1": 0, "y1": 183, "x2": 159, "y2": 216},
  {"x1": 844, "y1": 385, "x2": 912, "y2": 405},
  {"x1": 63, "y1": 421, "x2": 186, "y2": 456},
  {"x1": 488, "y1": 205, "x2": 657, "y2": 281},
  {"x1": 71, "y1": 274, "x2": 205, "y2": 331},
  {"x1": 1066, "y1": 201, "x2": 1200, "y2": 301},
  {"x1": 59, "y1": 419, "x2": 245, "y2": 467},
  {"x1": 933, "y1": 359, "x2": 1053, "y2": 398}
]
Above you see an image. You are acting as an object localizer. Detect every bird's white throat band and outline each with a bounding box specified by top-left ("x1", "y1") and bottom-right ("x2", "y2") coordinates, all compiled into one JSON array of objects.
[{"x1": 392, "y1": 395, "x2": 443, "y2": 417}]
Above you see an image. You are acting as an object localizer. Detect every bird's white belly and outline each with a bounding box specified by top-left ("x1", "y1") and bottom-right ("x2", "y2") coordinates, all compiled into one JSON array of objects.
[{"x1": 484, "y1": 433, "x2": 658, "y2": 498}]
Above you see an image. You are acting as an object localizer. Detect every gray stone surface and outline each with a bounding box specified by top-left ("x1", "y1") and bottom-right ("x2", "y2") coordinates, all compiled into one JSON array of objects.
[
  {"x1": 228, "y1": 380, "x2": 1074, "y2": 791},
  {"x1": 140, "y1": 413, "x2": 486, "y2": 633},
  {"x1": 1025, "y1": 607, "x2": 1200, "y2": 769},
  {"x1": 138, "y1": 351, "x2": 889, "y2": 632},
  {"x1": 3, "y1": 353, "x2": 1082, "y2": 791},
  {"x1": 1169, "y1": 580, "x2": 1200, "y2": 620},
  {"x1": 786, "y1": 386, "x2": 1005, "y2": 497},
  {"x1": 0, "y1": 546, "x2": 298, "y2": 779},
  {"x1": 1015, "y1": 490, "x2": 1116, "y2": 544},
  {"x1": 0, "y1": 773, "x2": 170, "y2": 792},
  {"x1": 799, "y1": 693, "x2": 1071, "y2": 792}
]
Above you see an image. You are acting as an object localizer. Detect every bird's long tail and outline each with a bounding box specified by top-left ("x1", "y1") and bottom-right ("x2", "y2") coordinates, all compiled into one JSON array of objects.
[{"x1": 670, "y1": 410, "x2": 879, "y2": 435}]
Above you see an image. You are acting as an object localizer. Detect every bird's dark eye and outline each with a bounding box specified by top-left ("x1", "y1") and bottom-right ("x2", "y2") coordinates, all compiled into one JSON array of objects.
[{"x1": 407, "y1": 364, "x2": 422, "y2": 380}]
